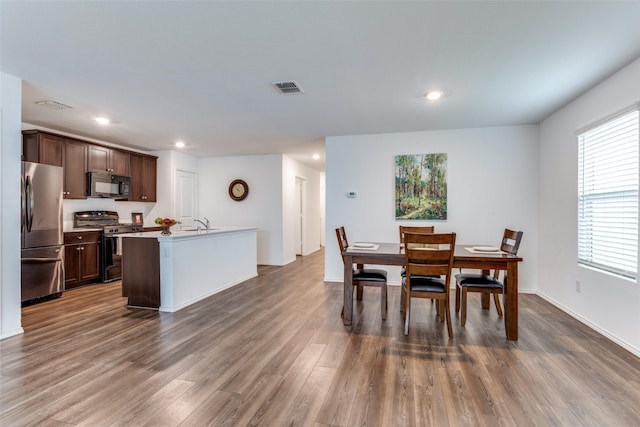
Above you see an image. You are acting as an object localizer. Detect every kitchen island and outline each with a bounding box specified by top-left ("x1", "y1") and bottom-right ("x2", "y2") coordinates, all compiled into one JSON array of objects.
[{"x1": 121, "y1": 226, "x2": 257, "y2": 312}]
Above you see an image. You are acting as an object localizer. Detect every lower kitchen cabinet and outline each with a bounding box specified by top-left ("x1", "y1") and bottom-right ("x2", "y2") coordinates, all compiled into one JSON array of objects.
[{"x1": 64, "y1": 231, "x2": 101, "y2": 289}]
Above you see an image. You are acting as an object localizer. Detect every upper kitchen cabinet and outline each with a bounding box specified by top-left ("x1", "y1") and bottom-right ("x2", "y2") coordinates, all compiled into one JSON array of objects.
[
  {"x1": 22, "y1": 130, "x2": 87, "y2": 199},
  {"x1": 87, "y1": 144, "x2": 130, "y2": 176},
  {"x1": 64, "y1": 140, "x2": 87, "y2": 199},
  {"x1": 129, "y1": 153, "x2": 157, "y2": 202},
  {"x1": 22, "y1": 130, "x2": 64, "y2": 166}
]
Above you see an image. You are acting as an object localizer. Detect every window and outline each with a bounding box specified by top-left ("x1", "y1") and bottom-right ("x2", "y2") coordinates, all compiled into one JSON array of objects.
[{"x1": 578, "y1": 105, "x2": 639, "y2": 279}]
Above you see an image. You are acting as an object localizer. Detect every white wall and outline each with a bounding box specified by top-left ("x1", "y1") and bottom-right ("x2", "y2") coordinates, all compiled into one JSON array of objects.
[
  {"x1": 320, "y1": 172, "x2": 326, "y2": 247},
  {"x1": 538, "y1": 57, "x2": 640, "y2": 355},
  {"x1": 198, "y1": 154, "x2": 285, "y2": 265},
  {"x1": 325, "y1": 125, "x2": 539, "y2": 289},
  {"x1": 0, "y1": 72, "x2": 24, "y2": 339}
]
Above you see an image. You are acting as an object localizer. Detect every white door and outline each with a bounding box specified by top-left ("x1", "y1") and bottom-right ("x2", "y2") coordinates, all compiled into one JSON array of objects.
[
  {"x1": 295, "y1": 177, "x2": 304, "y2": 255},
  {"x1": 176, "y1": 170, "x2": 197, "y2": 228}
]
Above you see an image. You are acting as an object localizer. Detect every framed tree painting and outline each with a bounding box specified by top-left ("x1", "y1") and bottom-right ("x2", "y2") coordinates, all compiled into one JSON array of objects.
[{"x1": 395, "y1": 153, "x2": 447, "y2": 220}]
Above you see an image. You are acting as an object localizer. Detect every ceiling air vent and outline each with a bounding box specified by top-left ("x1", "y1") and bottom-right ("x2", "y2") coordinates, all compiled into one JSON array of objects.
[
  {"x1": 272, "y1": 81, "x2": 304, "y2": 94},
  {"x1": 34, "y1": 99, "x2": 73, "y2": 110}
]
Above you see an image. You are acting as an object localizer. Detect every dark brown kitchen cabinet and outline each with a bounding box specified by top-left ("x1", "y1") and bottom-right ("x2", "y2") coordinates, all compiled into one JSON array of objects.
[
  {"x1": 22, "y1": 131, "x2": 65, "y2": 167},
  {"x1": 22, "y1": 130, "x2": 88, "y2": 199},
  {"x1": 87, "y1": 144, "x2": 130, "y2": 176},
  {"x1": 63, "y1": 140, "x2": 87, "y2": 199},
  {"x1": 129, "y1": 153, "x2": 157, "y2": 202},
  {"x1": 122, "y1": 237, "x2": 160, "y2": 308},
  {"x1": 22, "y1": 129, "x2": 155, "y2": 201},
  {"x1": 64, "y1": 231, "x2": 101, "y2": 289}
]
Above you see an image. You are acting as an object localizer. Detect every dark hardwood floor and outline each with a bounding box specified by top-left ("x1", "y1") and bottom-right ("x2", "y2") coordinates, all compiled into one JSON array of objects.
[{"x1": 2, "y1": 248, "x2": 640, "y2": 426}]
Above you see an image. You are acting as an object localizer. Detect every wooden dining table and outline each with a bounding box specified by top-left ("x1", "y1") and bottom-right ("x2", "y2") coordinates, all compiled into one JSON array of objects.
[{"x1": 342, "y1": 243, "x2": 523, "y2": 340}]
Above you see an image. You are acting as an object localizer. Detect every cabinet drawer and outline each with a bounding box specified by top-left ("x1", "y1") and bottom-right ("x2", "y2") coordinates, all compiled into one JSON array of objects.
[{"x1": 64, "y1": 231, "x2": 102, "y2": 244}]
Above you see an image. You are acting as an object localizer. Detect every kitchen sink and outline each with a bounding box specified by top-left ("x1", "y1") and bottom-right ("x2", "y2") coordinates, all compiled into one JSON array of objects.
[{"x1": 181, "y1": 227, "x2": 219, "y2": 232}]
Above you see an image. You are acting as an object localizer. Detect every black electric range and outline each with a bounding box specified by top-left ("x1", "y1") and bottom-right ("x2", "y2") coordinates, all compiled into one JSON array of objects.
[{"x1": 73, "y1": 211, "x2": 142, "y2": 282}]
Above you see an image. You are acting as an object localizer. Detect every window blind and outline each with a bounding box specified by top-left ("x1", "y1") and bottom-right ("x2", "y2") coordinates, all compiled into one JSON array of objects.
[{"x1": 578, "y1": 107, "x2": 639, "y2": 279}]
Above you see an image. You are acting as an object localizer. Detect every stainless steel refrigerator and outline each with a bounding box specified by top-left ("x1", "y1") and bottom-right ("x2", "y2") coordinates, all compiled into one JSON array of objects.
[{"x1": 21, "y1": 161, "x2": 64, "y2": 302}]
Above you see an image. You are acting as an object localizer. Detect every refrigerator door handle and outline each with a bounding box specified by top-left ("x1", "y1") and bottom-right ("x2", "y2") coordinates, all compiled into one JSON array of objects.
[
  {"x1": 26, "y1": 175, "x2": 34, "y2": 232},
  {"x1": 21, "y1": 175, "x2": 26, "y2": 233}
]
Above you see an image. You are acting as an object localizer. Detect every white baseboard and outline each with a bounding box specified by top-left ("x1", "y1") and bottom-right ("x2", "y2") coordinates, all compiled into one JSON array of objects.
[
  {"x1": 1, "y1": 327, "x2": 24, "y2": 340},
  {"x1": 536, "y1": 291, "x2": 640, "y2": 358}
]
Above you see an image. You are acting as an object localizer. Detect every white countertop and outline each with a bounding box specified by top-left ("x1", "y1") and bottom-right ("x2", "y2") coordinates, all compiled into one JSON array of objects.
[
  {"x1": 120, "y1": 226, "x2": 257, "y2": 240},
  {"x1": 64, "y1": 227, "x2": 103, "y2": 233}
]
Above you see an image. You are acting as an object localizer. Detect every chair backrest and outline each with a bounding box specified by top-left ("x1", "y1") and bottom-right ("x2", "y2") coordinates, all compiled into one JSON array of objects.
[
  {"x1": 336, "y1": 226, "x2": 348, "y2": 253},
  {"x1": 399, "y1": 225, "x2": 435, "y2": 242},
  {"x1": 493, "y1": 229, "x2": 523, "y2": 279},
  {"x1": 336, "y1": 226, "x2": 365, "y2": 269},
  {"x1": 500, "y1": 229, "x2": 523, "y2": 256},
  {"x1": 403, "y1": 232, "x2": 456, "y2": 280},
  {"x1": 399, "y1": 225, "x2": 435, "y2": 247}
]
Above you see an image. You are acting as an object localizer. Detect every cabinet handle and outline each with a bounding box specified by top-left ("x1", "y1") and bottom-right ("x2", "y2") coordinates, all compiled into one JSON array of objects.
[
  {"x1": 76, "y1": 247, "x2": 81, "y2": 251},
  {"x1": 77, "y1": 236, "x2": 83, "y2": 240},
  {"x1": 80, "y1": 247, "x2": 85, "y2": 251}
]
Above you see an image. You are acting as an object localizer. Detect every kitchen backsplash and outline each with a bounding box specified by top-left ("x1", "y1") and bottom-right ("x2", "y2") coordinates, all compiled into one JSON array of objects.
[{"x1": 63, "y1": 199, "x2": 155, "y2": 230}]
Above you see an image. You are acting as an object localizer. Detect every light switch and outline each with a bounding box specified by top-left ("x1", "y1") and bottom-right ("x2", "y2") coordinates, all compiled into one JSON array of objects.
[{"x1": 346, "y1": 192, "x2": 357, "y2": 198}]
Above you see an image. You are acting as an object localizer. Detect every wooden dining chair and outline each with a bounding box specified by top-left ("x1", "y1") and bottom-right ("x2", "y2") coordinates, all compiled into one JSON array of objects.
[
  {"x1": 402, "y1": 232, "x2": 456, "y2": 337},
  {"x1": 399, "y1": 225, "x2": 435, "y2": 246},
  {"x1": 454, "y1": 229, "x2": 523, "y2": 326},
  {"x1": 336, "y1": 227, "x2": 388, "y2": 320},
  {"x1": 398, "y1": 225, "x2": 436, "y2": 308}
]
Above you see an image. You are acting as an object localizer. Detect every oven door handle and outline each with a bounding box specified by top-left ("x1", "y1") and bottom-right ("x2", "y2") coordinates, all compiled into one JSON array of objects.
[{"x1": 22, "y1": 258, "x2": 63, "y2": 264}]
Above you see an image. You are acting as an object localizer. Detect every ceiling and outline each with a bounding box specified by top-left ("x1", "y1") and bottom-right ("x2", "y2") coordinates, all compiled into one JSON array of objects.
[{"x1": 2, "y1": 1, "x2": 640, "y2": 171}]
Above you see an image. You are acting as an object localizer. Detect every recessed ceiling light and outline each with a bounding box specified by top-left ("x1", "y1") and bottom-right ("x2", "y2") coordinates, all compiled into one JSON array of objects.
[
  {"x1": 175, "y1": 141, "x2": 185, "y2": 148},
  {"x1": 94, "y1": 117, "x2": 110, "y2": 125},
  {"x1": 312, "y1": 153, "x2": 320, "y2": 160},
  {"x1": 425, "y1": 91, "x2": 442, "y2": 101}
]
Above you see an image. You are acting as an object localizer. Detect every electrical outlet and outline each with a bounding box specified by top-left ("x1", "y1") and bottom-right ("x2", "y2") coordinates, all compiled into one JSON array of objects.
[{"x1": 576, "y1": 280, "x2": 581, "y2": 293}]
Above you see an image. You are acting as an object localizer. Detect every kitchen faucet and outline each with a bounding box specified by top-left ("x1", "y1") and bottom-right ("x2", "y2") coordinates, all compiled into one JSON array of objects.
[{"x1": 194, "y1": 217, "x2": 211, "y2": 230}]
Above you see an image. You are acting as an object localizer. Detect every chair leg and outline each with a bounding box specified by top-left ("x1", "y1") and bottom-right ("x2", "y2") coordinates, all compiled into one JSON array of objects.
[
  {"x1": 444, "y1": 299, "x2": 453, "y2": 339},
  {"x1": 404, "y1": 290, "x2": 411, "y2": 335},
  {"x1": 455, "y1": 284, "x2": 461, "y2": 314},
  {"x1": 461, "y1": 287, "x2": 468, "y2": 326},
  {"x1": 381, "y1": 284, "x2": 387, "y2": 320},
  {"x1": 493, "y1": 292, "x2": 503, "y2": 317},
  {"x1": 400, "y1": 283, "x2": 406, "y2": 314},
  {"x1": 356, "y1": 285, "x2": 364, "y2": 300}
]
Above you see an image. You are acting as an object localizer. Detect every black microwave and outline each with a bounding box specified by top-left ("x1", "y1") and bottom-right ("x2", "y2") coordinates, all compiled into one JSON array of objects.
[{"x1": 87, "y1": 172, "x2": 131, "y2": 199}]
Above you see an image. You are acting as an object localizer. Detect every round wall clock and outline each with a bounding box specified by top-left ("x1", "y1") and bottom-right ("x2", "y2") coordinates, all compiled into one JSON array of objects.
[{"x1": 229, "y1": 179, "x2": 249, "y2": 201}]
